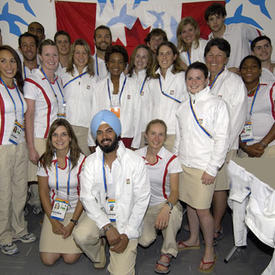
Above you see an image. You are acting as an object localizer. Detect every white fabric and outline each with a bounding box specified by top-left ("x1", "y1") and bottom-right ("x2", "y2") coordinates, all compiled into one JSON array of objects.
[
  {"x1": 88, "y1": 74, "x2": 142, "y2": 148},
  {"x1": 228, "y1": 160, "x2": 275, "y2": 248},
  {"x1": 260, "y1": 67, "x2": 275, "y2": 84},
  {"x1": 136, "y1": 146, "x2": 182, "y2": 206},
  {"x1": 80, "y1": 141, "x2": 150, "y2": 239},
  {"x1": 208, "y1": 23, "x2": 260, "y2": 68},
  {"x1": 37, "y1": 153, "x2": 86, "y2": 213},
  {"x1": 93, "y1": 54, "x2": 108, "y2": 80},
  {"x1": 22, "y1": 64, "x2": 38, "y2": 80},
  {"x1": 149, "y1": 67, "x2": 188, "y2": 135},
  {"x1": 246, "y1": 82, "x2": 275, "y2": 146},
  {"x1": 0, "y1": 82, "x2": 27, "y2": 145},
  {"x1": 174, "y1": 86, "x2": 230, "y2": 177},
  {"x1": 210, "y1": 68, "x2": 247, "y2": 150},
  {"x1": 24, "y1": 69, "x2": 65, "y2": 138},
  {"x1": 61, "y1": 66, "x2": 97, "y2": 128},
  {"x1": 179, "y1": 38, "x2": 207, "y2": 66},
  {"x1": 55, "y1": 63, "x2": 66, "y2": 78}
]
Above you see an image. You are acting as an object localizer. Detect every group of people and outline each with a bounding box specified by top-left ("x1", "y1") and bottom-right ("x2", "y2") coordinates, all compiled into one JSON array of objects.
[{"x1": 0, "y1": 2, "x2": 274, "y2": 275}]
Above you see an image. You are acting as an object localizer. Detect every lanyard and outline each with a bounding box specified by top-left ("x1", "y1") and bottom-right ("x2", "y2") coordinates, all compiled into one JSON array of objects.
[
  {"x1": 187, "y1": 50, "x2": 191, "y2": 65},
  {"x1": 55, "y1": 158, "x2": 71, "y2": 196},
  {"x1": 41, "y1": 67, "x2": 65, "y2": 105},
  {"x1": 249, "y1": 84, "x2": 260, "y2": 116},
  {"x1": 189, "y1": 98, "x2": 212, "y2": 139},
  {"x1": 102, "y1": 155, "x2": 108, "y2": 200},
  {"x1": 63, "y1": 72, "x2": 87, "y2": 88},
  {"x1": 209, "y1": 68, "x2": 224, "y2": 89},
  {"x1": 23, "y1": 64, "x2": 38, "y2": 79},
  {"x1": 95, "y1": 54, "x2": 99, "y2": 76},
  {"x1": 139, "y1": 76, "x2": 147, "y2": 95},
  {"x1": 158, "y1": 77, "x2": 181, "y2": 103},
  {"x1": 0, "y1": 77, "x2": 24, "y2": 121},
  {"x1": 107, "y1": 76, "x2": 127, "y2": 106}
]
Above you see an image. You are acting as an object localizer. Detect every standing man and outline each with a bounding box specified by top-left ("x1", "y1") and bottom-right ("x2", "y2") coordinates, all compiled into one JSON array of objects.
[
  {"x1": 18, "y1": 32, "x2": 39, "y2": 79},
  {"x1": 251, "y1": 35, "x2": 275, "y2": 83},
  {"x1": 54, "y1": 30, "x2": 71, "y2": 71},
  {"x1": 27, "y1": 22, "x2": 45, "y2": 44},
  {"x1": 73, "y1": 110, "x2": 150, "y2": 275},
  {"x1": 205, "y1": 3, "x2": 260, "y2": 72},
  {"x1": 93, "y1": 25, "x2": 112, "y2": 79}
]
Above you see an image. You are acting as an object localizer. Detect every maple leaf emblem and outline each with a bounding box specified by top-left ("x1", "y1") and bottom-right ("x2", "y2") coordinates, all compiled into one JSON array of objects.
[{"x1": 113, "y1": 18, "x2": 151, "y2": 58}]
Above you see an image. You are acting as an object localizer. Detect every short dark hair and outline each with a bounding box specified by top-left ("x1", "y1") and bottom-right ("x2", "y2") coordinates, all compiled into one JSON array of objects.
[
  {"x1": 105, "y1": 45, "x2": 128, "y2": 65},
  {"x1": 38, "y1": 39, "x2": 56, "y2": 55},
  {"x1": 54, "y1": 30, "x2": 71, "y2": 43},
  {"x1": 251, "y1": 35, "x2": 272, "y2": 51},
  {"x1": 18, "y1": 32, "x2": 39, "y2": 48},
  {"x1": 28, "y1": 21, "x2": 45, "y2": 34},
  {"x1": 144, "y1": 28, "x2": 168, "y2": 44},
  {"x1": 185, "y1": 62, "x2": 208, "y2": 80},
  {"x1": 94, "y1": 25, "x2": 112, "y2": 41},
  {"x1": 239, "y1": 55, "x2": 262, "y2": 70},
  {"x1": 204, "y1": 38, "x2": 231, "y2": 58},
  {"x1": 204, "y1": 3, "x2": 226, "y2": 21}
]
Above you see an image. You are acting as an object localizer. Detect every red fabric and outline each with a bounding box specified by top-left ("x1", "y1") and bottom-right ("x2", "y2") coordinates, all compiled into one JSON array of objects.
[
  {"x1": 55, "y1": 1, "x2": 97, "y2": 55},
  {"x1": 181, "y1": 1, "x2": 225, "y2": 40},
  {"x1": 121, "y1": 137, "x2": 133, "y2": 149},
  {"x1": 162, "y1": 155, "x2": 177, "y2": 200},
  {"x1": 0, "y1": 90, "x2": 5, "y2": 145}
]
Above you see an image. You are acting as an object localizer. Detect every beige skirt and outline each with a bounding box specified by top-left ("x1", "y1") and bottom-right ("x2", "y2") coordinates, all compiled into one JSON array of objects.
[
  {"x1": 39, "y1": 212, "x2": 84, "y2": 254},
  {"x1": 71, "y1": 125, "x2": 90, "y2": 156},
  {"x1": 179, "y1": 165, "x2": 215, "y2": 209}
]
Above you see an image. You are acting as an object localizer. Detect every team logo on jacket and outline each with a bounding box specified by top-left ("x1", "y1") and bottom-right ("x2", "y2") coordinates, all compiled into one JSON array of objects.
[
  {"x1": 127, "y1": 95, "x2": 131, "y2": 100},
  {"x1": 198, "y1": 119, "x2": 203, "y2": 125},
  {"x1": 87, "y1": 85, "x2": 90, "y2": 89},
  {"x1": 170, "y1": 90, "x2": 174, "y2": 95},
  {"x1": 126, "y1": 178, "x2": 130, "y2": 184}
]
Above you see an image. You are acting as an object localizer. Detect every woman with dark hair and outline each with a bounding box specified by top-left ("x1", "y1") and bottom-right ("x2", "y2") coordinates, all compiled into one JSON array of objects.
[
  {"x1": 175, "y1": 62, "x2": 229, "y2": 272},
  {"x1": 204, "y1": 37, "x2": 247, "y2": 243},
  {"x1": 239, "y1": 55, "x2": 275, "y2": 157},
  {"x1": 149, "y1": 41, "x2": 188, "y2": 151},
  {"x1": 24, "y1": 39, "x2": 65, "y2": 214},
  {"x1": 88, "y1": 45, "x2": 141, "y2": 150},
  {"x1": 38, "y1": 118, "x2": 86, "y2": 265},
  {"x1": 0, "y1": 45, "x2": 36, "y2": 255},
  {"x1": 128, "y1": 45, "x2": 154, "y2": 146},
  {"x1": 177, "y1": 16, "x2": 207, "y2": 70},
  {"x1": 61, "y1": 39, "x2": 96, "y2": 155}
]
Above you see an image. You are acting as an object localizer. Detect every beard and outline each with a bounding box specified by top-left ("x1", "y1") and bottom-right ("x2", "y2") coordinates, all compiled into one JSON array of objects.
[
  {"x1": 97, "y1": 135, "x2": 119, "y2": 153},
  {"x1": 95, "y1": 42, "x2": 109, "y2": 52}
]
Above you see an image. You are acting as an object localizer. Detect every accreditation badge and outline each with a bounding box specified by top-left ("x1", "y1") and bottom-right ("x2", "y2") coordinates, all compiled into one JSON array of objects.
[
  {"x1": 110, "y1": 106, "x2": 120, "y2": 118},
  {"x1": 106, "y1": 199, "x2": 116, "y2": 222},
  {"x1": 50, "y1": 198, "x2": 69, "y2": 221},
  {"x1": 9, "y1": 121, "x2": 24, "y2": 145},
  {"x1": 57, "y1": 103, "x2": 67, "y2": 119},
  {"x1": 240, "y1": 121, "x2": 254, "y2": 142}
]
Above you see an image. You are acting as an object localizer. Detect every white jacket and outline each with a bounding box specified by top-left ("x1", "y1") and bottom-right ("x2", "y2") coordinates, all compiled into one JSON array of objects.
[
  {"x1": 175, "y1": 86, "x2": 230, "y2": 177},
  {"x1": 210, "y1": 68, "x2": 247, "y2": 150},
  {"x1": 80, "y1": 141, "x2": 150, "y2": 239}
]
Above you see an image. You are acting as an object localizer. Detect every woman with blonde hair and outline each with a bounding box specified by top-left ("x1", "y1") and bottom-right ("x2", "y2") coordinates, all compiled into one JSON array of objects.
[
  {"x1": 61, "y1": 39, "x2": 97, "y2": 155},
  {"x1": 177, "y1": 17, "x2": 207, "y2": 70}
]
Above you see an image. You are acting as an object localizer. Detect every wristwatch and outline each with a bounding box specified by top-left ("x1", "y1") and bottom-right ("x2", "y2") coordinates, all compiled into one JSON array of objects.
[
  {"x1": 166, "y1": 201, "x2": 173, "y2": 211},
  {"x1": 70, "y1": 219, "x2": 78, "y2": 225}
]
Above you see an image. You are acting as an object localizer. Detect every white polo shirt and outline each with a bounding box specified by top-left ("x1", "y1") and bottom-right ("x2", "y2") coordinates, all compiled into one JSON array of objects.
[
  {"x1": 93, "y1": 54, "x2": 108, "y2": 80},
  {"x1": 24, "y1": 69, "x2": 65, "y2": 138}
]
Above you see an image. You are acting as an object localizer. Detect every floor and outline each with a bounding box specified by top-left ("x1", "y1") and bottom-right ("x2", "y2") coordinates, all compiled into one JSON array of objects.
[{"x1": 0, "y1": 206, "x2": 273, "y2": 275}]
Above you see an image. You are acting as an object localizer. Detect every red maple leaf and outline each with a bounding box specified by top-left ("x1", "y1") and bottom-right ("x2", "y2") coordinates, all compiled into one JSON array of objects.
[{"x1": 113, "y1": 18, "x2": 151, "y2": 59}]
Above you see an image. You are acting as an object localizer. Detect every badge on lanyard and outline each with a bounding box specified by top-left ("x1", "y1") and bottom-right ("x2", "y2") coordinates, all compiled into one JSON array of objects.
[
  {"x1": 50, "y1": 198, "x2": 69, "y2": 221},
  {"x1": 9, "y1": 121, "x2": 24, "y2": 145},
  {"x1": 106, "y1": 198, "x2": 116, "y2": 222},
  {"x1": 240, "y1": 121, "x2": 254, "y2": 142},
  {"x1": 110, "y1": 107, "x2": 120, "y2": 118},
  {"x1": 58, "y1": 103, "x2": 67, "y2": 119},
  {"x1": 170, "y1": 90, "x2": 174, "y2": 95}
]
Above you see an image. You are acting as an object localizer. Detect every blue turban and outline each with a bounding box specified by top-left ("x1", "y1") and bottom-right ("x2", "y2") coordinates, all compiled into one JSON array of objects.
[{"x1": 90, "y1": 110, "x2": 121, "y2": 139}]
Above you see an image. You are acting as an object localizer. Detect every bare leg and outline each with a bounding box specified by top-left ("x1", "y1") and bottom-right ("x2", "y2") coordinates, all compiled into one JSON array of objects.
[
  {"x1": 62, "y1": 253, "x2": 81, "y2": 264},
  {"x1": 40, "y1": 252, "x2": 61, "y2": 265},
  {"x1": 212, "y1": 190, "x2": 227, "y2": 236}
]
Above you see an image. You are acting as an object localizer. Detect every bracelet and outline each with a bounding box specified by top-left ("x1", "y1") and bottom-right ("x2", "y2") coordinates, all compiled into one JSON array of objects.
[
  {"x1": 259, "y1": 141, "x2": 268, "y2": 148},
  {"x1": 70, "y1": 219, "x2": 78, "y2": 226},
  {"x1": 166, "y1": 201, "x2": 173, "y2": 211}
]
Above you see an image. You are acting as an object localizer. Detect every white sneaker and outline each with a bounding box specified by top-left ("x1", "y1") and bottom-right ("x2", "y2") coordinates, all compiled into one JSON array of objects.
[
  {"x1": 0, "y1": 243, "x2": 19, "y2": 255},
  {"x1": 13, "y1": 233, "x2": 36, "y2": 243}
]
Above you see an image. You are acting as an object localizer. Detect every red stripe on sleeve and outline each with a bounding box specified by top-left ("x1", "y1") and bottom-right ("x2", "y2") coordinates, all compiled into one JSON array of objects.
[{"x1": 162, "y1": 155, "x2": 177, "y2": 199}]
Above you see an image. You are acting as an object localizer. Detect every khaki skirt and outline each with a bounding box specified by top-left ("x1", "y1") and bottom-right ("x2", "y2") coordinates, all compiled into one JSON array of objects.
[
  {"x1": 179, "y1": 165, "x2": 215, "y2": 209},
  {"x1": 39, "y1": 212, "x2": 84, "y2": 254}
]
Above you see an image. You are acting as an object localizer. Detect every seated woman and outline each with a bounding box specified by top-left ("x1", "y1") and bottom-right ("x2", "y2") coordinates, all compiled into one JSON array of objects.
[
  {"x1": 38, "y1": 119, "x2": 86, "y2": 265},
  {"x1": 175, "y1": 62, "x2": 230, "y2": 273},
  {"x1": 136, "y1": 119, "x2": 183, "y2": 274},
  {"x1": 239, "y1": 55, "x2": 275, "y2": 157}
]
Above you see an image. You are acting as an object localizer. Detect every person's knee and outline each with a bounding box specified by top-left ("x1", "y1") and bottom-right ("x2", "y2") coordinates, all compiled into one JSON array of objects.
[
  {"x1": 63, "y1": 254, "x2": 81, "y2": 264},
  {"x1": 73, "y1": 226, "x2": 98, "y2": 246},
  {"x1": 138, "y1": 235, "x2": 155, "y2": 247},
  {"x1": 40, "y1": 253, "x2": 59, "y2": 266}
]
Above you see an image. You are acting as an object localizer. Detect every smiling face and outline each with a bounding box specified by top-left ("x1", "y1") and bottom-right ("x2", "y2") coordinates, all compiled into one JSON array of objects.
[
  {"x1": 95, "y1": 28, "x2": 112, "y2": 52},
  {"x1": 145, "y1": 122, "x2": 166, "y2": 152},
  {"x1": 205, "y1": 45, "x2": 227, "y2": 76},
  {"x1": 96, "y1": 123, "x2": 118, "y2": 153},
  {"x1": 0, "y1": 49, "x2": 17, "y2": 84},
  {"x1": 148, "y1": 35, "x2": 164, "y2": 54},
  {"x1": 134, "y1": 47, "x2": 149, "y2": 72},
  {"x1": 240, "y1": 58, "x2": 261, "y2": 87},
  {"x1": 157, "y1": 45, "x2": 176, "y2": 72},
  {"x1": 39, "y1": 45, "x2": 59, "y2": 73},
  {"x1": 20, "y1": 36, "x2": 37, "y2": 62},
  {"x1": 55, "y1": 34, "x2": 71, "y2": 56},
  {"x1": 181, "y1": 23, "x2": 196, "y2": 46},
  {"x1": 73, "y1": 45, "x2": 88, "y2": 71},
  {"x1": 107, "y1": 52, "x2": 126, "y2": 77},
  {"x1": 252, "y1": 39, "x2": 272, "y2": 63},
  {"x1": 51, "y1": 125, "x2": 71, "y2": 152},
  {"x1": 186, "y1": 68, "x2": 208, "y2": 94}
]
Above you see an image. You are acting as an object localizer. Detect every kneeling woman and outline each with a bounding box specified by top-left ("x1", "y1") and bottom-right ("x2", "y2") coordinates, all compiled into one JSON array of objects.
[
  {"x1": 175, "y1": 62, "x2": 229, "y2": 272},
  {"x1": 136, "y1": 119, "x2": 183, "y2": 274},
  {"x1": 38, "y1": 119, "x2": 86, "y2": 265}
]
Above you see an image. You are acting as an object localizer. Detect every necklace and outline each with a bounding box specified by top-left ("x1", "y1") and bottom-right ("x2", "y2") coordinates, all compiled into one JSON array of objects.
[{"x1": 248, "y1": 82, "x2": 259, "y2": 96}]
